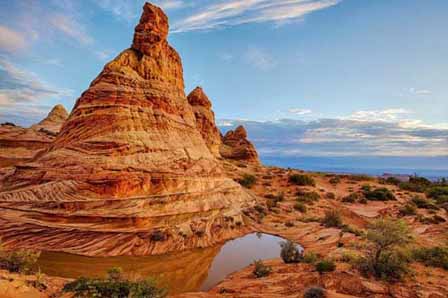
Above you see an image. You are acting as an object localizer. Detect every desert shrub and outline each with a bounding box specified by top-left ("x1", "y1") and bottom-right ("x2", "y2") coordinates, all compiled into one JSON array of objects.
[
  {"x1": 150, "y1": 230, "x2": 167, "y2": 242},
  {"x1": 364, "y1": 188, "x2": 395, "y2": 201},
  {"x1": 426, "y1": 186, "x2": 448, "y2": 204},
  {"x1": 63, "y1": 268, "x2": 167, "y2": 298},
  {"x1": 356, "y1": 218, "x2": 413, "y2": 281},
  {"x1": 385, "y1": 177, "x2": 401, "y2": 186},
  {"x1": 266, "y1": 199, "x2": 277, "y2": 210},
  {"x1": 342, "y1": 192, "x2": 361, "y2": 203},
  {"x1": 361, "y1": 184, "x2": 372, "y2": 192},
  {"x1": 329, "y1": 176, "x2": 341, "y2": 185},
  {"x1": 0, "y1": 245, "x2": 40, "y2": 274},
  {"x1": 413, "y1": 247, "x2": 448, "y2": 270},
  {"x1": 303, "y1": 252, "x2": 319, "y2": 264},
  {"x1": 254, "y1": 204, "x2": 266, "y2": 214},
  {"x1": 294, "y1": 202, "x2": 307, "y2": 213},
  {"x1": 280, "y1": 240, "x2": 302, "y2": 263},
  {"x1": 315, "y1": 260, "x2": 336, "y2": 273},
  {"x1": 399, "y1": 176, "x2": 432, "y2": 193},
  {"x1": 420, "y1": 215, "x2": 446, "y2": 224},
  {"x1": 253, "y1": 260, "x2": 272, "y2": 278},
  {"x1": 297, "y1": 191, "x2": 320, "y2": 204},
  {"x1": 322, "y1": 210, "x2": 342, "y2": 228},
  {"x1": 411, "y1": 196, "x2": 438, "y2": 209},
  {"x1": 303, "y1": 287, "x2": 326, "y2": 298},
  {"x1": 340, "y1": 224, "x2": 363, "y2": 237},
  {"x1": 349, "y1": 174, "x2": 373, "y2": 181},
  {"x1": 238, "y1": 174, "x2": 257, "y2": 188},
  {"x1": 399, "y1": 204, "x2": 417, "y2": 216},
  {"x1": 289, "y1": 174, "x2": 316, "y2": 186}
]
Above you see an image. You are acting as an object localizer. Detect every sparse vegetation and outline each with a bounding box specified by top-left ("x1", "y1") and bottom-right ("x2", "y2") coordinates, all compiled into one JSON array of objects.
[
  {"x1": 356, "y1": 218, "x2": 413, "y2": 281},
  {"x1": 363, "y1": 188, "x2": 396, "y2": 201},
  {"x1": 413, "y1": 246, "x2": 448, "y2": 270},
  {"x1": 322, "y1": 210, "x2": 343, "y2": 228},
  {"x1": 238, "y1": 174, "x2": 257, "y2": 188},
  {"x1": 289, "y1": 174, "x2": 316, "y2": 186},
  {"x1": 426, "y1": 186, "x2": 448, "y2": 204},
  {"x1": 399, "y1": 176, "x2": 432, "y2": 193},
  {"x1": 399, "y1": 203, "x2": 417, "y2": 216},
  {"x1": 297, "y1": 191, "x2": 320, "y2": 204},
  {"x1": 0, "y1": 244, "x2": 40, "y2": 274},
  {"x1": 329, "y1": 176, "x2": 341, "y2": 185},
  {"x1": 294, "y1": 202, "x2": 307, "y2": 213},
  {"x1": 253, "y1": 260, "x2": 272, "y2": 278},
  {"x1": 315, "y1": 260, "x2": 336, "y2": 273},
  {"x1": 303, "y1": 286, "x2": 326, "y2": 298},
  {"x1": 62, "y1": 267, "x2": 167, "y2": 298},
  {"x1": 280, "y1": 240, "x2": 302, "y2": 263},
  {"x1": 411, "y1": 196, "x2": 438, "y2": 209},
  {"x1": 303, "y1": 252, "x2": 319, "y2": 264},
  {"x1": 342, "y1": 192, "x2": 361, "y2": 203},
  {"x1": 325, "y1": 192, "x2": 336, "y2": 200}
]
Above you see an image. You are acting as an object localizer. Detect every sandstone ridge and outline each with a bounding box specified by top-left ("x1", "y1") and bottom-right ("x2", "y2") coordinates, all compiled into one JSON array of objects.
[
  {"x1": 0, "y1": 3, "x2": 255, "y2": 257},
  {"x1": 220, "y1": 125, "x2": 260, "y2": 164}
]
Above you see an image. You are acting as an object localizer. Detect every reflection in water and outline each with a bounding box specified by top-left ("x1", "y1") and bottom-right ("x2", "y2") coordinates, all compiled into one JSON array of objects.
[{"x1": 37, "y1": 233, "x2": 290, "y2": 294}]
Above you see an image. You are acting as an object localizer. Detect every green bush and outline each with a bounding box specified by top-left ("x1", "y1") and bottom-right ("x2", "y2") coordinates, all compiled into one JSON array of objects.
[
  {"x1": 399, "y1": 176, "x2": 432, "y2": 193},
  {"x1": 289, "y1": 174, "x2": 316, "y2": 186},
  {"x1": 426, "y1": 186, "x2": 448, "y2": 204},
  {"x1": 413, "y1": 247, "x2": 448, "y2": 270},
  {"x1": 411, "y1": 196, "x2": 439, "y2": 209},
  {"x1": 238, "y1": 174, "x2": 257, "y2": 188},
  {"x1": 341, "y1": 193, "x2": 361, "y2": 203},
  {"x1": 364, "y1": 188, "x2": 395, "y2": 201},
  {"x1": 303, "y1": 287, "x2": 326, "y2": 298},
  {"x1": 297, "y1": 191, "x2": 320, "y2": 204},
  {"x1": 0, "y1": 245, "x2": 40, "y2": 274},
  {"x1": 252, "y1": 260, "x2": 272, "y2": 278},
  {"x1": 357, "y1": 218, "x2": 413, "y2": 281},
  {"x1": 280, "y1": 240, "x2": 302, "y2": 263},
  {"x1": 303, "y1": 252, "x2": 319, "y2": 264},
  {"x1": 63, "y1": 268, "x2": 167, "y2": 298},
  {"x1": 399, "y1": 204, "x2": 417, "y2": 216},
  {"x1": 315, "y1": 260, "x2": 336, "y2": 273},
  {"x1": 322, "y1": 210, "x2": 343, "y2": 228},
  {"x1": 361, "y1": 184, "x2": 372, "y2": 192},
  {"x1": 385, "y1": 177, "x2": 401, "y2": 185},
  {"x1": 294, "y1": 202, "x2": 307, "y2": 213}
]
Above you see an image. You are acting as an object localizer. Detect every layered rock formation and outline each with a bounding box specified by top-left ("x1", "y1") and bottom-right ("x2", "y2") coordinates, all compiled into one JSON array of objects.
[
  {"x1": 220, "y1": 125, "x2": 260, "y2": 164},
  {"x1": 0, "y1": 3, "x2": 255, "y2": 256},
  {"x1": 0, "y1": 105, "x2": 68, "y2": 168},
  {"x1": 187, "y1": 87, "x2": 222, "y2": 157},
  {"x1": 31, "y1": 104, "x2": 69, "y2": 135}
]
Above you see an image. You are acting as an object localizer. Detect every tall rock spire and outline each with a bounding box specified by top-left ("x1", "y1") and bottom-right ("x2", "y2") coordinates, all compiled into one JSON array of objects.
[{"x1": 0, "y1": 3, "x2": 255, "y2": 257}]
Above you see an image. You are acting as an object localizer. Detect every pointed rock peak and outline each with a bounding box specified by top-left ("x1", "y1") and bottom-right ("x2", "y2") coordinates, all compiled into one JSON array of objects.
[
  {"x1": 132, "y1": 2, "x2": 169, "y2": 55},
  {"x1": 234, "y1": 125, "x2": 247, "y2": 138},
  {"x1": 187, "y1": 87, "x2": 212, "y2": 108},
  {"x1": 45, "y1": 104, "x2": 69, "y2": 122}
]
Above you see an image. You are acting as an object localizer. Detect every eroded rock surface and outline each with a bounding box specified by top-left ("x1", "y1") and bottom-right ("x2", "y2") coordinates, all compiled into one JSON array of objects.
[
  {"x1": 187, "y1": 87, "x2": 222, "y2": 157},
  {"x1": 220, "y1": 125, "x2": 260, "y2": 164},
  {"x1": 31, "y1": 104, "x2": 69, "y2": 135},
  {"x1": 0, "y1": 3, "x2": 255, "y2": 257}
]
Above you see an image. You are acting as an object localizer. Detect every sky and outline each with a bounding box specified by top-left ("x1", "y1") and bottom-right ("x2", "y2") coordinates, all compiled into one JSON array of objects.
[{"x1": 0, "y1": 0, "x2": 447, "y2": 158}]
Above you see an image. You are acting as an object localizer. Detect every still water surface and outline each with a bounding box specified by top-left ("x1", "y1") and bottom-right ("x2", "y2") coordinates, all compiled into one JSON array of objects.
[{"x1": 37, "y1": 233, "x2": 292, "y2": 294}]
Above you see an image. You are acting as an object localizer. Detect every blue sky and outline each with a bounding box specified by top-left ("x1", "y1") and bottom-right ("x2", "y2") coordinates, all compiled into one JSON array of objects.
[{"x1": 0, "y1": 0, "x2": 447, "y2": 157}]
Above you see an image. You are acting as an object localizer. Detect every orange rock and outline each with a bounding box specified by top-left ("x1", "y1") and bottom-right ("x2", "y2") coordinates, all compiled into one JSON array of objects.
[
  {"x1": 187, "y1": 87, "x2": 222, "y2": 157},
  {"x1": 31, "y1": 104, "x2": 69, "y2": 135},
  {"x1": 0, "y1": 3, "x2": 255, "y2": 257},
  {"x1": 220, "y1": 125, "x2": 260, "y2": 164}
]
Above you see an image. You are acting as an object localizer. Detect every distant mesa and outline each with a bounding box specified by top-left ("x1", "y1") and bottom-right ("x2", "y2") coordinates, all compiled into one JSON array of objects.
[
  {"x1": 0, "y1": 3, "x2": 256, "y2": 257},
  {"x1": 221, "y1": 125, "x2": 260, "y2": 164}
]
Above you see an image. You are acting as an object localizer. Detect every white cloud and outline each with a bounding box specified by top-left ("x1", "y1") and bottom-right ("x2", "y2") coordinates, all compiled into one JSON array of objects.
[
  {"x1": 172, "y1": 0, "x2": 342, "y2": 33},
  {"x1": 288, "y1": 108, "x2": 312, "y2": 115},
  {"x1": 0, "y1": 58, "x2": 72, "y2": 107},
  {"x1": 409, "y1": 87, "x2": 431, "y2": 96},
  {"x1": 345, "y1": 108, "x2": 411, "y2": 122},
  {"x1": 0, "y1": 26, "x2": 27, "y2": 53},
  {"x1": 245, "y1": 46, "x2": 276, "y2": 70},
  {"x1": 50, "y1": 14, "x2": 93, "y2": 45}
]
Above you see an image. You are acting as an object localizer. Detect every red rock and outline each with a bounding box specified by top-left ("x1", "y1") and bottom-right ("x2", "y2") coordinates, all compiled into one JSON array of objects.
[
  {"x1": 187, "y1": 87, "x2": 222, "y2": 157},
  {"x1": 31, "y1": 104, "x2": 68, "y2": 135},
  {"x1": 0, "y1": 3, "x2": 255, "y2": 257},
  {"x1": 220, "y1": 125, "x2": 260, "y2": 164}
]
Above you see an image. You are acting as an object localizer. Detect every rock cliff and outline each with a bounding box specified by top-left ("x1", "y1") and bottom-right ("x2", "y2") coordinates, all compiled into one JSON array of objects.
[
  {"x1": 220, "y1": 125, "x2": 260, "y2": 164},
  {"x1": 31, "y1": 104, "x2": 69, "y2": 135},
  {"x1": 187, "y1": 87, "x2": 222, "y2": 157},
  {"x1": 0, "y1": 3, "x2": 255, "y2": 256}
]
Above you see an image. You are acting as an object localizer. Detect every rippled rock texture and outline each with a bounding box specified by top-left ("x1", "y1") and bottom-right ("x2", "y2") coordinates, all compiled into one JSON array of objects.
[
  {"x1": 220, "y1": 125, "x2": 260, "y2": 164},
  {"x1": 0, "y1": 3, "x2": 255, "y2": 256}
]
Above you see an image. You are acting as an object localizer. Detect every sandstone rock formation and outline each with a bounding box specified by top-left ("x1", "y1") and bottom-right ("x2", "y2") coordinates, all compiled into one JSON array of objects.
[
  {"x1": 0, "y1": 105, "x2": 68, "y2": 169},
  {"x1": 220, "y1": 125, "x2": 260, "y2": 164},
  {"x1": 187, "y1": 87, "x2": 222, "y2": 157},
  {"x1": 0, "y1": 3, "x2": 255, "y2": 257},
  {"x1": 31, "y1": 104, "x2": 69, "y2": 135}
]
